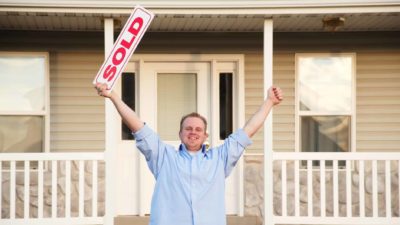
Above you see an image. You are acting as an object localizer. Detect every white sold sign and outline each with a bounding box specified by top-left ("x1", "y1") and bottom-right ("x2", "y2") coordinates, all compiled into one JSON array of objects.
[{"x1": 93, "y1": 6, "x2": 154, "y2": 90}]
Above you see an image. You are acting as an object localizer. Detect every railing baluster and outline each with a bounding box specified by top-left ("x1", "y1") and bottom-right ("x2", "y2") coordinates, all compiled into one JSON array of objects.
[
  {"x1": 52, "y1": 160, "x2": 58, "y2": 218},
  {"x1": 385, "y1": 160, "x2": 391, "y2": 217},
  {"x1": 281, "y1": 160, "x2": 287, "y2": 216},
  {"x1": 307, "y1": 160, "x2": 312, "y2": 217},
  {"x1": 346, "y1": 160, "x2": 352, "y2": 217},
  {"x1": 24, "y1": 160, "x2": 30, "y2": 219},
  {"x1": 10, "y1": 161, "x2": 16, "y2": 219},
  {"x1": 66, "y1": 160, "x2": 71, "y2": 218},
  {"x1": 372, "y1": 160, "x2": 378, "y2": 217},
  {"x1": 320, "y1": 160, "x2": 326, "y2": 217},
  {"x1": 359, "y1": 160, "x2": 365, "y2": 217},
  {"x1": 79, "y1": 160, "x2": 85, "y2": 217},
  {"x1": 333, "y1": 160, "x2": 338, "y2": 217},
  {"x1": 0, "y1": 161, "x2": 2, "y2": 219},
  {"x1": 38, "y1": 160, "x2": 44, "y2": 218},
  {"x1": 294, "y1": 160, "x2": 299, "y2": 217},
  {"x1": 92, "y1": 160, "x2": 98, "y2": 217}
]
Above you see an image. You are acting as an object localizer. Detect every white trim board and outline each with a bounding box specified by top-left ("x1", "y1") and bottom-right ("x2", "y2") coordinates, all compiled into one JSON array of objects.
[
  {"x1": 1, "y1": 0, "x2": 400, "y2": 8},
  {"x1": 1, "y1": 2, "x2": 399, "y2": 14}
]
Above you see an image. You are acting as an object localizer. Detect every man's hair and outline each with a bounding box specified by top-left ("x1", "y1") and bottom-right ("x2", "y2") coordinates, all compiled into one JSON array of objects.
[{"x1": 179, "y1": 112, "x2": 208, "y2": 133}]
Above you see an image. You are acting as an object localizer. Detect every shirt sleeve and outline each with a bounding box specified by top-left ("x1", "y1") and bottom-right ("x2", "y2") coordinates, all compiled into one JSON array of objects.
[
  {"x1": 132, "y1": 124, "x2": 167, "y2": 178},
  {"x1": 218, "y1": 128, "x2": 252, "y2": 177}
]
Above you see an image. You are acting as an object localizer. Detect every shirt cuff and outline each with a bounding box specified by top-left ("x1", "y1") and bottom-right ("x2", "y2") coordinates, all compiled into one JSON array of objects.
[
  {"x1": 132, "y1": 124, "x2": 153, "y2": 141},
  {"x1": 234, "y1": 128, "x2": 253, "y2": 147}
]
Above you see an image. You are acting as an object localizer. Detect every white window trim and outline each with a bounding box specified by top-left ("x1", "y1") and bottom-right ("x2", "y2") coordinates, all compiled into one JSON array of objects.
[
  {"x1": 0, "y1": 51, "x2": 50, "y2": 154},
  {"x1": 294, "y1": 53, "x2": 356, "y2": 154}
]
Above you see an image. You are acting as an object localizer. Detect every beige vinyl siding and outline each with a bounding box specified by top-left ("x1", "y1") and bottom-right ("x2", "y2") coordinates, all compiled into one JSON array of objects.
[
  {"x1": 245, "y1": 54, "x2": 263, "y2": 152},
  {"x1": 245, "y1": 53, "x2": 295, "y2": 153},
  {"x1": 50, "y1": 52, "x2": 105, "y2": 152},
  {"x1": 244, "y1": 51, "x2": 400, "y2": 154},
  {"x1": 356, "y1": 52, "x2": 400, "y2": 152},
  {"x1": 2, "y1": 30, "x2": 400, "y2": 154},
  {"x1": 0, "y1": 30, "x2": 104, "y2": 52},
  {"x1": 273, "y1": 53, "x2": 295, "y2": 152}
]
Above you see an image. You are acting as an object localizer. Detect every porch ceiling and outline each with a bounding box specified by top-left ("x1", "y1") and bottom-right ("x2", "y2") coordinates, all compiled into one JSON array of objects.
[{"x1": 0, "y1": 11, "x2": 399, "y2": 32}]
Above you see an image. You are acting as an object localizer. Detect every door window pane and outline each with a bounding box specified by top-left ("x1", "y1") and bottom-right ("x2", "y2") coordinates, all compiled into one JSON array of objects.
[
  {"x1": 301, "y1": 116, "x2": 350, "y2": 153},
  {"x1": 0, "y1": 116, "x2": 43, "y2": 153},
  {"x1": 0, "y1": 56, "x2": 45, "y2": 111},
  {"x1": 121, "y1": 72, "x2": 135, "y2": 140},
  {"x1": 298, "y1": 56, "x2": 352, "y2": 112},
  {"x1": 157, "y1": 73, "x2": 197, "y2": 140},
  {"x1": 219, "y1": 73, "x2": 233, "y2": 139}
]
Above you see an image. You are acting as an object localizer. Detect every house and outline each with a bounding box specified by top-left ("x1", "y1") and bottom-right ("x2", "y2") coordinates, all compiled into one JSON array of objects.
[{"x1": 0, "y1": 1, "x2": 400, "y2": 225}]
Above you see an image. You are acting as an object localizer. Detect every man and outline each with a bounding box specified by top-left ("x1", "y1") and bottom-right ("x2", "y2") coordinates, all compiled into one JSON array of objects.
[{"x1": 95, "y1": 83, "x2": 283, "y2": 225}]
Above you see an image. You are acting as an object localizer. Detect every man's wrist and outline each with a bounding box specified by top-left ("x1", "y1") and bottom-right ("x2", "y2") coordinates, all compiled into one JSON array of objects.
[
  {"x1": 109, "y1": 91, "x2": 118, "y2": 100},
  {"x1": 265, "y1": 98, "x2": 275, "y2": 106}
]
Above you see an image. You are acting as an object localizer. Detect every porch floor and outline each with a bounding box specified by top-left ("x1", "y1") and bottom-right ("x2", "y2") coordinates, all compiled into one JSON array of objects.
[{"x1": 114, "y1": 215, "x2": 259, "y2": 225}]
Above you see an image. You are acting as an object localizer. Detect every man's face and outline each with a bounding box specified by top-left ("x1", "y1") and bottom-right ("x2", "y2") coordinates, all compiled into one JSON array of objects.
[{"x1": 179, "y1": 117, "x2": 208, "y2": 152}]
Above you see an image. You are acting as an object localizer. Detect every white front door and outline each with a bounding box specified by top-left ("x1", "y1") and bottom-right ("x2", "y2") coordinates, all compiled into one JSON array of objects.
[
  {"x1": 138, "y1": 61, "x2": 211, "y2": 215},
  {"x1": 115, "y1": 54, "x2": 245, "y2": 216}
]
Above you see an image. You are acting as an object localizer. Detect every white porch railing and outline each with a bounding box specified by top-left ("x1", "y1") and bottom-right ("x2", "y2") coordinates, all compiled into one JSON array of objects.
[
  {"x1": 269, "y1": 152, "x2": 400, "y2": 225},
  {"x1": 0, "y1": 152, "x2": 107, "y2": 225}
]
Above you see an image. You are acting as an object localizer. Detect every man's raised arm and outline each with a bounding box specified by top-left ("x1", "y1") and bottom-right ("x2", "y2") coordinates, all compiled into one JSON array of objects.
[
  {"x1": 243, "y1": 86, "x2": 283, "y2": 138},
  {"x1": 94, "y1": 83, "x2": 144, "y2": 133}
]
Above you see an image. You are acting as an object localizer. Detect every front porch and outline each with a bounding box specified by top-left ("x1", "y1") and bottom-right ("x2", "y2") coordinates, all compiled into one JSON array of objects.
[{"x1": 114, "y1": 215, "x2": 259, "y2": 225}]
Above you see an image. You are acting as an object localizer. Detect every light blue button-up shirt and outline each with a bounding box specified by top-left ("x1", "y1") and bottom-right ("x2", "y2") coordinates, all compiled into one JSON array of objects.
[{"x1": 133, "y1": 124, "x2": 252, "y2": 225}]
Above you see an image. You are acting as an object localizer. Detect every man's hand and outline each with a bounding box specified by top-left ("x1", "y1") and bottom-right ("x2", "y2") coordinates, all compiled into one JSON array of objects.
[
  {"x1": 268, "y1": 86, "x2": 283, "y2": 106},
  {"x1": 94, "y1": 82, "x2": 144, "y2": 132},
  {"x1": 243, "y1": 85, "x2": 283, "y2": 137},
  {"x1": 94, "y1": 83, "x2": 113, "y2": 98}
]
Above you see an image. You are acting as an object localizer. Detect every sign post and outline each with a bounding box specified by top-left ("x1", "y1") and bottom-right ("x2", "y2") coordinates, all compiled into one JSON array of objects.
[{"x1": 93, "y1": 6, "x2": 154, "y2": 90}]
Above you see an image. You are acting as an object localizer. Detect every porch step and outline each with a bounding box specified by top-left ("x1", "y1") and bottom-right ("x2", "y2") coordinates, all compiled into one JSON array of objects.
[{"x1": 115, "y1": 215, "x2": 259, "y2": 225}]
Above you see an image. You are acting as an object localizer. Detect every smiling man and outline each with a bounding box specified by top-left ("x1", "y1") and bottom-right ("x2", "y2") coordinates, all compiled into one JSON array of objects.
[
  {"x1": 95, "y1": 83, "x2": 283, "y2": 225},
  {"x1": 179, "y1": 113, "x2": 208, "y2": 152}
]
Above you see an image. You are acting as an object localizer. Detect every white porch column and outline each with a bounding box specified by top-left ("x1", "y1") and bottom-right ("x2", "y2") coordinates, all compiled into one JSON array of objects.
[
  {"x1": 263, "y1": 19, "x2": 274, "y2": 225},
  {"x1": 104, "y1": 18, "x2": 117, "y2": 225}
]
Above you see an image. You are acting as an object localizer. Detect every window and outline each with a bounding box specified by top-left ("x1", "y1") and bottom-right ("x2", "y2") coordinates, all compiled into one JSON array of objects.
[
  {"x1": 296, "y1": 54, "x2": 355, "y2": 161},
  {"x1": 157, "y1": 73, "x2": 197, "y2": 140},
  {"x1": 219, "y1": 73, "x2": 233, "y2": 139},
  {"x1": 121, "y1": 72, "x2": 136, "y2": 140},
  {"x1": 0, "y1": 52, "x2": 49, "y2": 153}
]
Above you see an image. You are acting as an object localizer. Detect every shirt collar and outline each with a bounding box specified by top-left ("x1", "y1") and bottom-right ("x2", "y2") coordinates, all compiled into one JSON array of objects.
[{"x1": 179, "y1": 143, "x2": 209, "y2": 158}]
